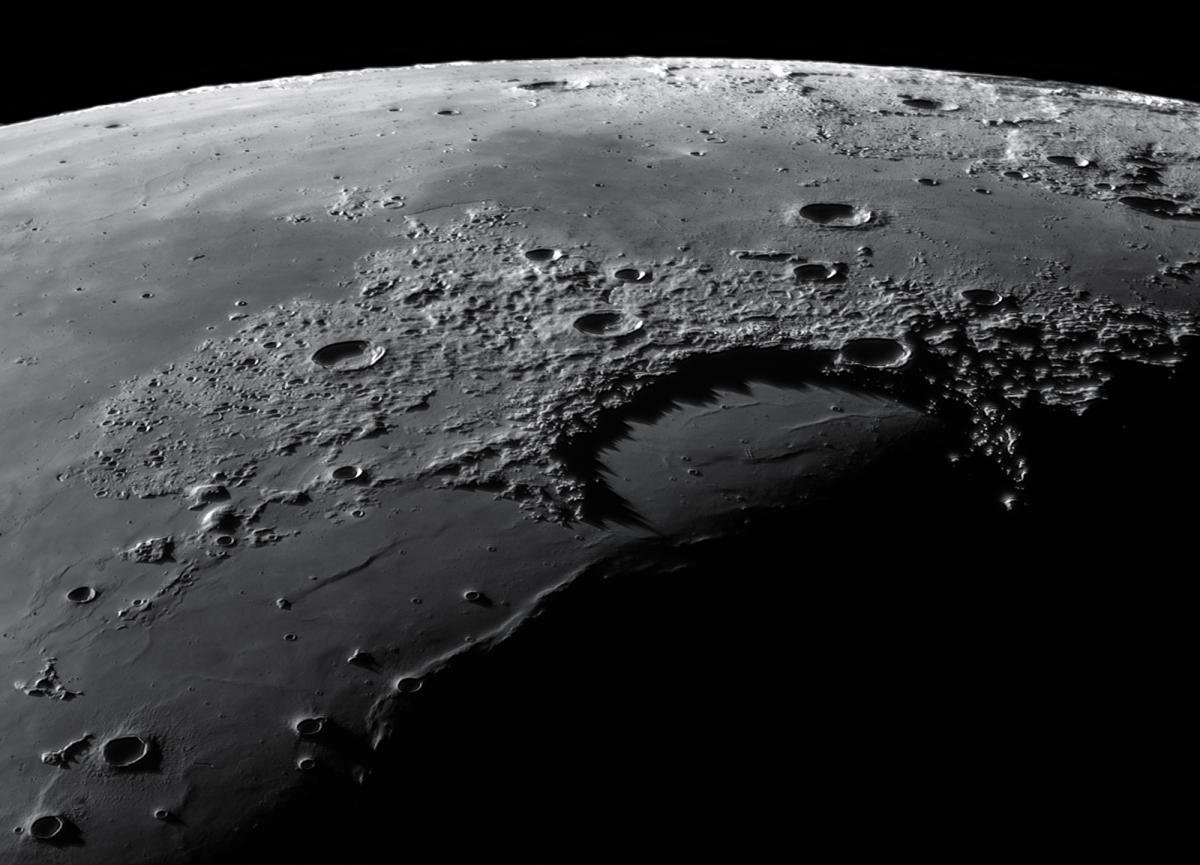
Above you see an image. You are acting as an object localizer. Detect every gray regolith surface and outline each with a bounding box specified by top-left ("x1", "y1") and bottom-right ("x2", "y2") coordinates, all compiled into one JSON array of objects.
[{"x1": 2, "y1": 57, "x2": 1198, "y2": 860}]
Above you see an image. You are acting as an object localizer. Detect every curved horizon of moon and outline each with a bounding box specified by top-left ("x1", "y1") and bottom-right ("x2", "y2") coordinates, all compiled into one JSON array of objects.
[{"x1": 2, "y1": 57, "x2": 1199, "y2": 859}]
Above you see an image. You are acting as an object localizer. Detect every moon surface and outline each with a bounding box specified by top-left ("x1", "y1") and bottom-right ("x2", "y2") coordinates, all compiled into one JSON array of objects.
[{"x1": 2, "y1": 58, "x2": 1197, "y2": 859}]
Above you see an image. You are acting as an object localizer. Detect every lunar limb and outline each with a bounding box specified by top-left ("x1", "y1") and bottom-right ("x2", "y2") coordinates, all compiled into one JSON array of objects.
[{"x1": 1, "y1": 58, "x2": 1197, "y2": 859}]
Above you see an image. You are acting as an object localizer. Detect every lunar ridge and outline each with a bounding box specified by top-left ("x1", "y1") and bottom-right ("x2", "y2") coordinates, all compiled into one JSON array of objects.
[{"x1": 2, "y1": 57, "x2": 1198, "y2": 860}]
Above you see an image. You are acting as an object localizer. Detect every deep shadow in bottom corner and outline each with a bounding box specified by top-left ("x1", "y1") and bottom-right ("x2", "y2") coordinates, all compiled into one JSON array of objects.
[{"x1": 213, "y1": 378, "x2": 1195, "y2": 860}]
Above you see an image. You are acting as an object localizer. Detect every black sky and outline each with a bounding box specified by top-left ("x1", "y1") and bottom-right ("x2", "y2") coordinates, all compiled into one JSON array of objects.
[{"x1": 1, "y1": 19, "x2": 1193, "y2": 126}]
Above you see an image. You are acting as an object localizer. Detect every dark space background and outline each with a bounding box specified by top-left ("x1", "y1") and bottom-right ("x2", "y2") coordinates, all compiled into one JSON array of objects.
[
  {"x1": 1, "y1": 15, "x2": 1196, "y2": 125},
  {"x1": 5, "y1": 14, "x2": 1187, "y2": 856}
]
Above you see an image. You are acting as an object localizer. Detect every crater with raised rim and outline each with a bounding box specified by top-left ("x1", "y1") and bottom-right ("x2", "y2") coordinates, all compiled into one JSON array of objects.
[
  {"x1": 798, "y1": 203, "x2": 873, "y2": 227},
  {"x1": 573, "y1": 311, "x2": 645, "y2": 338},
  {"x1": 311, "y1": 340, "x2": 386, "y2": 371},
  {"x1": 101, "y1": 735, "x2": 153, "y2": 770},
  {"x1": 793, "y1": 262, "x2": 847, "y2": 283},
  {"x1": 66, "y1": 586, "x2": 98, "y2": 604},
  {"x1": 29, "y1": 815, "x2": 66, "y2": 841}
]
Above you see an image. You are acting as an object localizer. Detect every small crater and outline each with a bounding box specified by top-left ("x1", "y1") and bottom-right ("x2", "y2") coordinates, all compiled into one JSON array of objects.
[
  {"x1": 296, "y1": 757, "x2": 316, "y2": 771},
  {"x1": 214, "y1": 535, "x2": 236, "y2": 548},
  {"x1": 330, "y1": 465, "x2": 364, "y2": 482},
  {"x1": 839, "y1": 338, "x2": 910, "y2": 368},
  {"x1": 573, "y1": 311, "x2": 644, "y2": 338},
  {"x1": 395, "y1": 677, "x2": 424, "y2": 694},
  {"x1": 294, "y1": 717, "x2": 326, "y2": 737},
  {"x1": 435, "y1": 109, "x2": 459, "y2": 116},
  {"x1": 29, "y1": 815, "x2": 67, "y2": 842},
  {"x1": 798, "y1": 203, "x2": 873, "y2": 227},
  {"x1": 66, "y1": 586, "x2": 98, "y2": 604},
  {"x1": 793, "y1": 262, "x2": 847, "y2": 283},
  {"x1": 915, "y1": 177, "x2": 940, "y2": 186},
  {"x1": 524, "y1": 248, "x2": 562, "y2": 263},
  {"x1": 311, "y1": 340, "x2": 385, "y2": 371},
  {"x1": 612, "y1": 267, "x2": 651, "y2": 282},
  {"x1": 961, "y1": 288, "x2": 1003, "y2": 307},
  {"x1": 101, "y1": 735, "x2": 153, "y2": 770},
  {"x1": 517, "y1": 80, "x2": 567, "y2": 91},
  {"x1": 153, "y1": 809, "x2": 171, "y2": 821}
]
